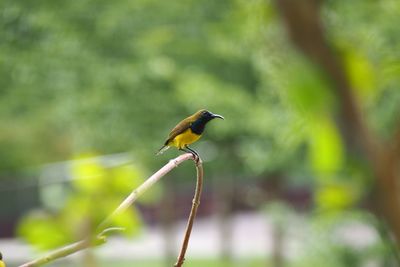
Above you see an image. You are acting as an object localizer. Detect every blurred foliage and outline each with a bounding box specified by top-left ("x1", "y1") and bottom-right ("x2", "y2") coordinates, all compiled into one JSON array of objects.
[
  {"x1": 53, "y1": 259, "x2": 267, "y2": 267},
  {"x1": 0, "y1": 0, "x2": 399, "y2": 263},
  {"x1": 18, "y1": 153, "x2": 145, "y2": 249},
  {"x1": 2, "y1": 0, "x2": 399, "y2": 177},
  {"x1": 265, "y1": 204, "x2": 398, "y2": 267}
]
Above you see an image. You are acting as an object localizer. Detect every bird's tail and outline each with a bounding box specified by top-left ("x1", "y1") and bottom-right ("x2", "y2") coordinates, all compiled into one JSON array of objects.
[{"x1": 156, "y1": 145, "x2": 170, "y2": 155}]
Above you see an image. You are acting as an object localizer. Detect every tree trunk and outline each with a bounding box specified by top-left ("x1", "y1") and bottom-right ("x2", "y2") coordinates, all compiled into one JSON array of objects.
[{"x1": 275, "y1": 0, "x2": 400, "y2": 245}]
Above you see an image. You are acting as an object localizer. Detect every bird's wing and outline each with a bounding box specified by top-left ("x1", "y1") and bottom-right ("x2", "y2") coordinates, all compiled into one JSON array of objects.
[{"x1": 164, "y1": 117, "x2": 192, "y2": 145}]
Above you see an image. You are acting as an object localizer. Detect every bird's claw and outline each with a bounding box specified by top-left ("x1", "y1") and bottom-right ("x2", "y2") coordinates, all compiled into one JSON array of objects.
[{"x1": 192, "y1": 153, "x2": 200, "y2": 165}]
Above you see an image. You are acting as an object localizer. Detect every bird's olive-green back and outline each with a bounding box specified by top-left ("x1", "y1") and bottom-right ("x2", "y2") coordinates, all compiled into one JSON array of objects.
[{"x1": 164, "y1": 109, "x2": 206, "y2": 145}]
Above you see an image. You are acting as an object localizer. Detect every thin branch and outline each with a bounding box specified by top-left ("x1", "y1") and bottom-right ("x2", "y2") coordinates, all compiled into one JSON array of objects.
[
  {"x1": 19, "y1": 233, "x2": 106, "y2": 267},
  {"x1": 174, "y1": 159, "x2": 204, "y2": 267},
  {"x1": 19, "y1": 153, "x2": 196, "y2": 267},
  {"x1": 97, "y1": 153, "x2": 195, "y2": 232},
  {"x1": 19, "y1": 227, "x2": 126, "y2": 267}
]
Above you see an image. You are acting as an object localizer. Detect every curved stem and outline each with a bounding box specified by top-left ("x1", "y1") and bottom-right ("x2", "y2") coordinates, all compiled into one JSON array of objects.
[
  {"x1": 97, "y1": 153, "x2": 194, "y2": 232},
  {"x1": 19, "y1": 153, "x2": 196, "y2": 267},
  {"x1": 174, "y1": 159, "x2": 204, "y2": 267},
  {"x1": 19, "y1": 236, "x2": 106, "y2": 267}
]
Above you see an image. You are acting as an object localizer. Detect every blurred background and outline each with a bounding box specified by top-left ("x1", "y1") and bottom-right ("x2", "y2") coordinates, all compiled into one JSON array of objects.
[{"x1": 1, "y1": 0, "x2": 400, "y2": 266}]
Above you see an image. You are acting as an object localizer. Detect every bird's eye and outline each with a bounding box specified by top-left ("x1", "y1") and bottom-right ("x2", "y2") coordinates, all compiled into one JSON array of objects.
[{"x1": 202, "y1": 111, "x2": 207, "y2": 115}]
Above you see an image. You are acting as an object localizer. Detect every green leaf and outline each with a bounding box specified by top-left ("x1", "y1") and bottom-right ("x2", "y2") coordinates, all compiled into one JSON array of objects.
[
  {"x1": 315, "y1": 183, "x2": 356, "y2": 211},
  {"x1": 343, "y1": 49, "x2": 376, "y2": 102},
  {"x1": 17, "y1": 211, "x2": 69, "y2": 250},
  {"x1": 309, "y1": 116, "x2": 344, "y2": 175},
  {"x1": 71, "y1": 153, "x2": 106, "y2": 193}
]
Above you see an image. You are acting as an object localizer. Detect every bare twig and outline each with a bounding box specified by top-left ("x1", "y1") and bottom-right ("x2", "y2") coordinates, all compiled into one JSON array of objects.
[
  {"x1": 19, "y1": 153, "x2": 197, "y2": 267},
  {"x1": 20, "y1": 227, "x2": 126, "y2": 267},
  {"x1": 97, "y1": 153, "x2": 195, "y2": 232},
  {"x1": 18, "y1": 228, "x2": 115, "y2": 267},
  {"x1": 174, "y1": 159, "x2": 204, "y2": 267}
]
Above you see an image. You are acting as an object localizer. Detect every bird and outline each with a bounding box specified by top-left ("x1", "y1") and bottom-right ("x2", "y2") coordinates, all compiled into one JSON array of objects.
[
  {"x1": 0, "y1": 252, "x2": 6, "y2": 267},
  {"x1": 156, "y1": 109, "x2": 224, "y2": 159}
]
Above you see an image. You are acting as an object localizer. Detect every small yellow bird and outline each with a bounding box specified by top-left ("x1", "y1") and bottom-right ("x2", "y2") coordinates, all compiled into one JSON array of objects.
[
  {"x1": 0, "y1": 252, "x2": 6, "y2": 267},
  {"x1": 157, "y1": 109, "x2": 224, "y2": 158}
]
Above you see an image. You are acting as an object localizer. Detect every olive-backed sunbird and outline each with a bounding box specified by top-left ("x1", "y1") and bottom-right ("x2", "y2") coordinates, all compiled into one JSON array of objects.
[
  {"x1": 156, "y1": 109, "x2": 224, "y2": 158},
  {"x1": 0, "y1": 252, "x2": 6, "y2": 267}
]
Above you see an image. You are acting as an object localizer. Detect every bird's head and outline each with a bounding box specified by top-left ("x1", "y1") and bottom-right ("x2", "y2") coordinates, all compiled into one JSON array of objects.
[
  {"x1": 196, "y1": 109, "x2": 224, "y2": 122},
  {"x1": 189, "y1": 109, "x2": 224, "y2": 135}
]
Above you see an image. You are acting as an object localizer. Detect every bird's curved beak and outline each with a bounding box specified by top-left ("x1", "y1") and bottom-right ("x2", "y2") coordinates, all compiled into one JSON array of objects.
[{"x1": 211, "y1": 113, "x2": 224, "y2": 120}]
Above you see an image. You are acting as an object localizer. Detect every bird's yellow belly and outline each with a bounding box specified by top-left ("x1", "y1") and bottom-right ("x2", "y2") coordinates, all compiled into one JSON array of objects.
[{"x1": 170, "y1": 129, "x2": 201, "y2": 149}]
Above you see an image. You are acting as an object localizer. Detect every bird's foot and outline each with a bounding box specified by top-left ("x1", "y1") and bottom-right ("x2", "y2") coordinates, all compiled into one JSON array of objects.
[
  {"x1": 182, "y1": 146, "x2": 201, "y2": 165},
  {"x1": 192, "y1": 153, "x2": 200, "y2": 165}
]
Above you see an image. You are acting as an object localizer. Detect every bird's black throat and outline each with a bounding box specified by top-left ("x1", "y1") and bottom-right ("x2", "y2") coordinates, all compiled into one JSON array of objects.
[{"x1": 190, "y1": 116, "x2": 211, "y2": 135}]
